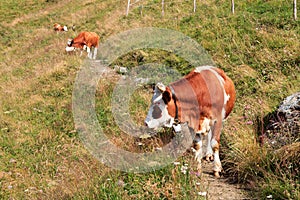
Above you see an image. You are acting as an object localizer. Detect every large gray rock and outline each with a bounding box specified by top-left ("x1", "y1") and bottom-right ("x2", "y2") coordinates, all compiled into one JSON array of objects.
[
  {"x1": 264, "y1": 92, "x2": 300, "y2": 149},
  {"x1": 278, "y1": 92, "x2": 300, "y2": 122}
]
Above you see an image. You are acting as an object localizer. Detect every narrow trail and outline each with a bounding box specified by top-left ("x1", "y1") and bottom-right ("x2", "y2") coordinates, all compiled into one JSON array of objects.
[{"x1": 200, "y1": 161, "x2": 250, "y2": 200}]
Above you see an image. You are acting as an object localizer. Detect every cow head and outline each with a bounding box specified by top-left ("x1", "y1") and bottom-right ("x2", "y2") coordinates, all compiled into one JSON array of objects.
[
  {"x1": 65, "y1": 39, "x2": 75, "y2": 52},
  {"x1": 67, "y1": 39, "x2": 73, "y2": 47},
  {"x1": 144, "y1": 83, "x2": 177, "y2": 129}
]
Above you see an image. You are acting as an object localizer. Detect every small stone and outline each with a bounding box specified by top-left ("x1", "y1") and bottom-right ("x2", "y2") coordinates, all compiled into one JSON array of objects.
[
  {"x1": 137, "y1": 142, "x2": 144, "y2": 146},
  {"x1": 198, "y1": 191, "x2": 207, "y2": 196}
]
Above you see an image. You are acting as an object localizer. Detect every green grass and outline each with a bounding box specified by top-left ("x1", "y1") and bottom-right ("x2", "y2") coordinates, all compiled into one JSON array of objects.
[{"x1": 0, "y1": 0, "x2": 299, "y2": 199}]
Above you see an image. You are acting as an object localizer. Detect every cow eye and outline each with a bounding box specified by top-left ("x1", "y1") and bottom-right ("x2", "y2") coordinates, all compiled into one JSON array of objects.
[{"x1": 152, "y1": 105, "x2": 162, "y2": 119}]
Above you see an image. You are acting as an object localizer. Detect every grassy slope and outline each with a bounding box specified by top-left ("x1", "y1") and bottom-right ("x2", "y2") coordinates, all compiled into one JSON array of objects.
[{"x1": 0, "y1": 0, "x2": 299, "y2": 199}]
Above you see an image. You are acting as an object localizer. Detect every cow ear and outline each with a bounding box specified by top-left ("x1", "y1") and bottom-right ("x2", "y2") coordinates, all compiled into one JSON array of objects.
[
  {"x1": 156, "y1": 83, "x2": 166, "y2": 92},
  {"x1": 162, "y1": 90, "x2": 171, "y2": 104}
]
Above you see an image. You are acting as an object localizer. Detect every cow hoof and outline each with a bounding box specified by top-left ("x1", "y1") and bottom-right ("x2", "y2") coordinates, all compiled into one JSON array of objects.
[{"x1": 213, "y1": 171, "x2": 220, "y2": 178}]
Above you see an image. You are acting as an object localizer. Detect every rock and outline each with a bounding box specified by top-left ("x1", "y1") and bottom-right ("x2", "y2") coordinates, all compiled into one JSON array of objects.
[
  {"x1": 263, "y1": 92, "x2": 300, "y2": 149},
  {"x1": 278, "y1": 92, "x2": 300, "y2": 113},
  {"x1": 278, "y1": 92, "x2": 300, "y2": 125},
  {"x1": 113, "y1": 66, "x2": 128, "y2": 74}
]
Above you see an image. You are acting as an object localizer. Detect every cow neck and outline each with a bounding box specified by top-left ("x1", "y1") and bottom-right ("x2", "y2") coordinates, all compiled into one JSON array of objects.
[{"x1": 169, "y1": 86, "x2": 179, "y2": 124}]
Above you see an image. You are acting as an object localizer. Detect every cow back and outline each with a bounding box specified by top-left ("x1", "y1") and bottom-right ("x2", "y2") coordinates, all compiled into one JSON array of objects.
[{"x1": 170, "y1": 66, "x2": 235, "y2": 132}]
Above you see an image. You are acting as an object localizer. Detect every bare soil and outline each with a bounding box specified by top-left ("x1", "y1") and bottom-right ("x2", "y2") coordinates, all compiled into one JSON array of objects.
[{"x1": 200, "y1": 161, "x2": 251, "y2": 200}]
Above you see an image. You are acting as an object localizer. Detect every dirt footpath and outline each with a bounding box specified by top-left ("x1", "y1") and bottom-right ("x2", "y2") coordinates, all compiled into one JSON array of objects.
[{"x1": 200, "y1": 161, "x2": 251, "y2": 200}]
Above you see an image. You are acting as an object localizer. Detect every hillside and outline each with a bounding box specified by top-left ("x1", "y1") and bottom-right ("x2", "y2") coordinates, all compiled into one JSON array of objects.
[{"x1": 0, "y1": 0, "x2": 299, "y2": 199}]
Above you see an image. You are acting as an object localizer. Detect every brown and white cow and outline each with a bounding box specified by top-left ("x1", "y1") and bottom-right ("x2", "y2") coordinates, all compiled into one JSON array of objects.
[
  {"x1": 65, "y1": 40, "x2": 86, "y2": 56},
  {"x1": 66, "y1": 31, "x2": 99, "y2": 59},
  {"x1": 53, "y1": 23, "x2": 68, "y2": 32},
  {"x1": 144, "y1": 66, "x2": 236, "y2": 177}
]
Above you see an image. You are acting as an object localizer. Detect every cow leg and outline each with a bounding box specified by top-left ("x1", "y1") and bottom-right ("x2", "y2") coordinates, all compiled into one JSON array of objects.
[
  {"x1": 205, "y1": 129, "x2": 214, "y2": 161},
  {"x1": 211, "y1": 119, "x2": 223, "y2": 177},
  {"x1": 192, "y1": 133, "x2": 203, "y2": 173},
  {"x1": 198, "y1": 117, "x2": 213, "y2": 161},
  {"x1": 93, "y1": 47, "x2": 98, "y2": 59},
  {"x1": 86, "y1": 46, "x2": 92, "y2": 59}
]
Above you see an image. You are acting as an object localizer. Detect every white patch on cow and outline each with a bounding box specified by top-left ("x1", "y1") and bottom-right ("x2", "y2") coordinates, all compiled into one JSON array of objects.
[
  {"x1": 145, "y1": 101, "x2": 174, "y2": 128},
  {"x1": 221, "y1": 108, "x2": 226, "y2": 120},
  {"x1": 156, "y1": 82, "x2": 166, "y2": 92},
  {"x1": 222, "y1": 93, "x2": 231, "y2": 119},
  {"x1": 198, "y1": 117, "x2": 211, "y2": 135},
  {"x1": 145, "y1": 85, "x2": 174, "y2": 129},
  {"x1": 195, "y1": 127, "x2": 213, "y2": 160},
  {"x1": 225, "y1": 93, "x2": 230, "y2": 103},
  {"x1": 67, "y1": 39, "x2": 72, "y2": 46},
  {"x1": 63, "y1": 26, "x2": 68, "y2": 31},
  {"x1": 211, "y1": 138, "x2": 218, "y2": 149},
  {"x1": 205, "y1": 129, "x2": 213, "y2": 158},
  {"x1": 213, "y1": 150, "x2": 222, "y2": 172},
  {"x1": 86, "y1": 46, "x2": 91, "y2": 53},
  {"x1": 65, "y1": 46, "x2": 75, "y2": 52},
  {"x1": 211, "y1": 137, "x2": 222, "y2": 172}
]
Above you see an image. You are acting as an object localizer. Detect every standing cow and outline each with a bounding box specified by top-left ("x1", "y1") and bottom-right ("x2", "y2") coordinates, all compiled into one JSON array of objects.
[
  {"x1": 144, "y1": 66, "x2": 236, "y2": 177},
  {"x1": 66, "y1": 31, "x2": 99, "y2": 59}
]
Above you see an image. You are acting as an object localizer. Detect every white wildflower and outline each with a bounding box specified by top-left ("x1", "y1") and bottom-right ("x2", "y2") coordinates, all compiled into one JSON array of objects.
[
  {"x1": 173, "y1": 162, "x2": 180, "y2": 166},
  {"x1": 181, "y1": 165, "x2": 188, "y2": 174}
]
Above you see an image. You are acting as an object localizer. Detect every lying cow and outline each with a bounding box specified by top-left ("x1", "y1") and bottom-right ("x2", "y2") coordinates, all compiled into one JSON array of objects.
[
  {"x1": 65, "y1": 31, "x2": 99, "y2": 59},
  {"x1": 144, "y1": 66, "x2": 236, "y2": 177},
  {"x1": 53, "y1": 23, "x2": 68, "y2": 32}
]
